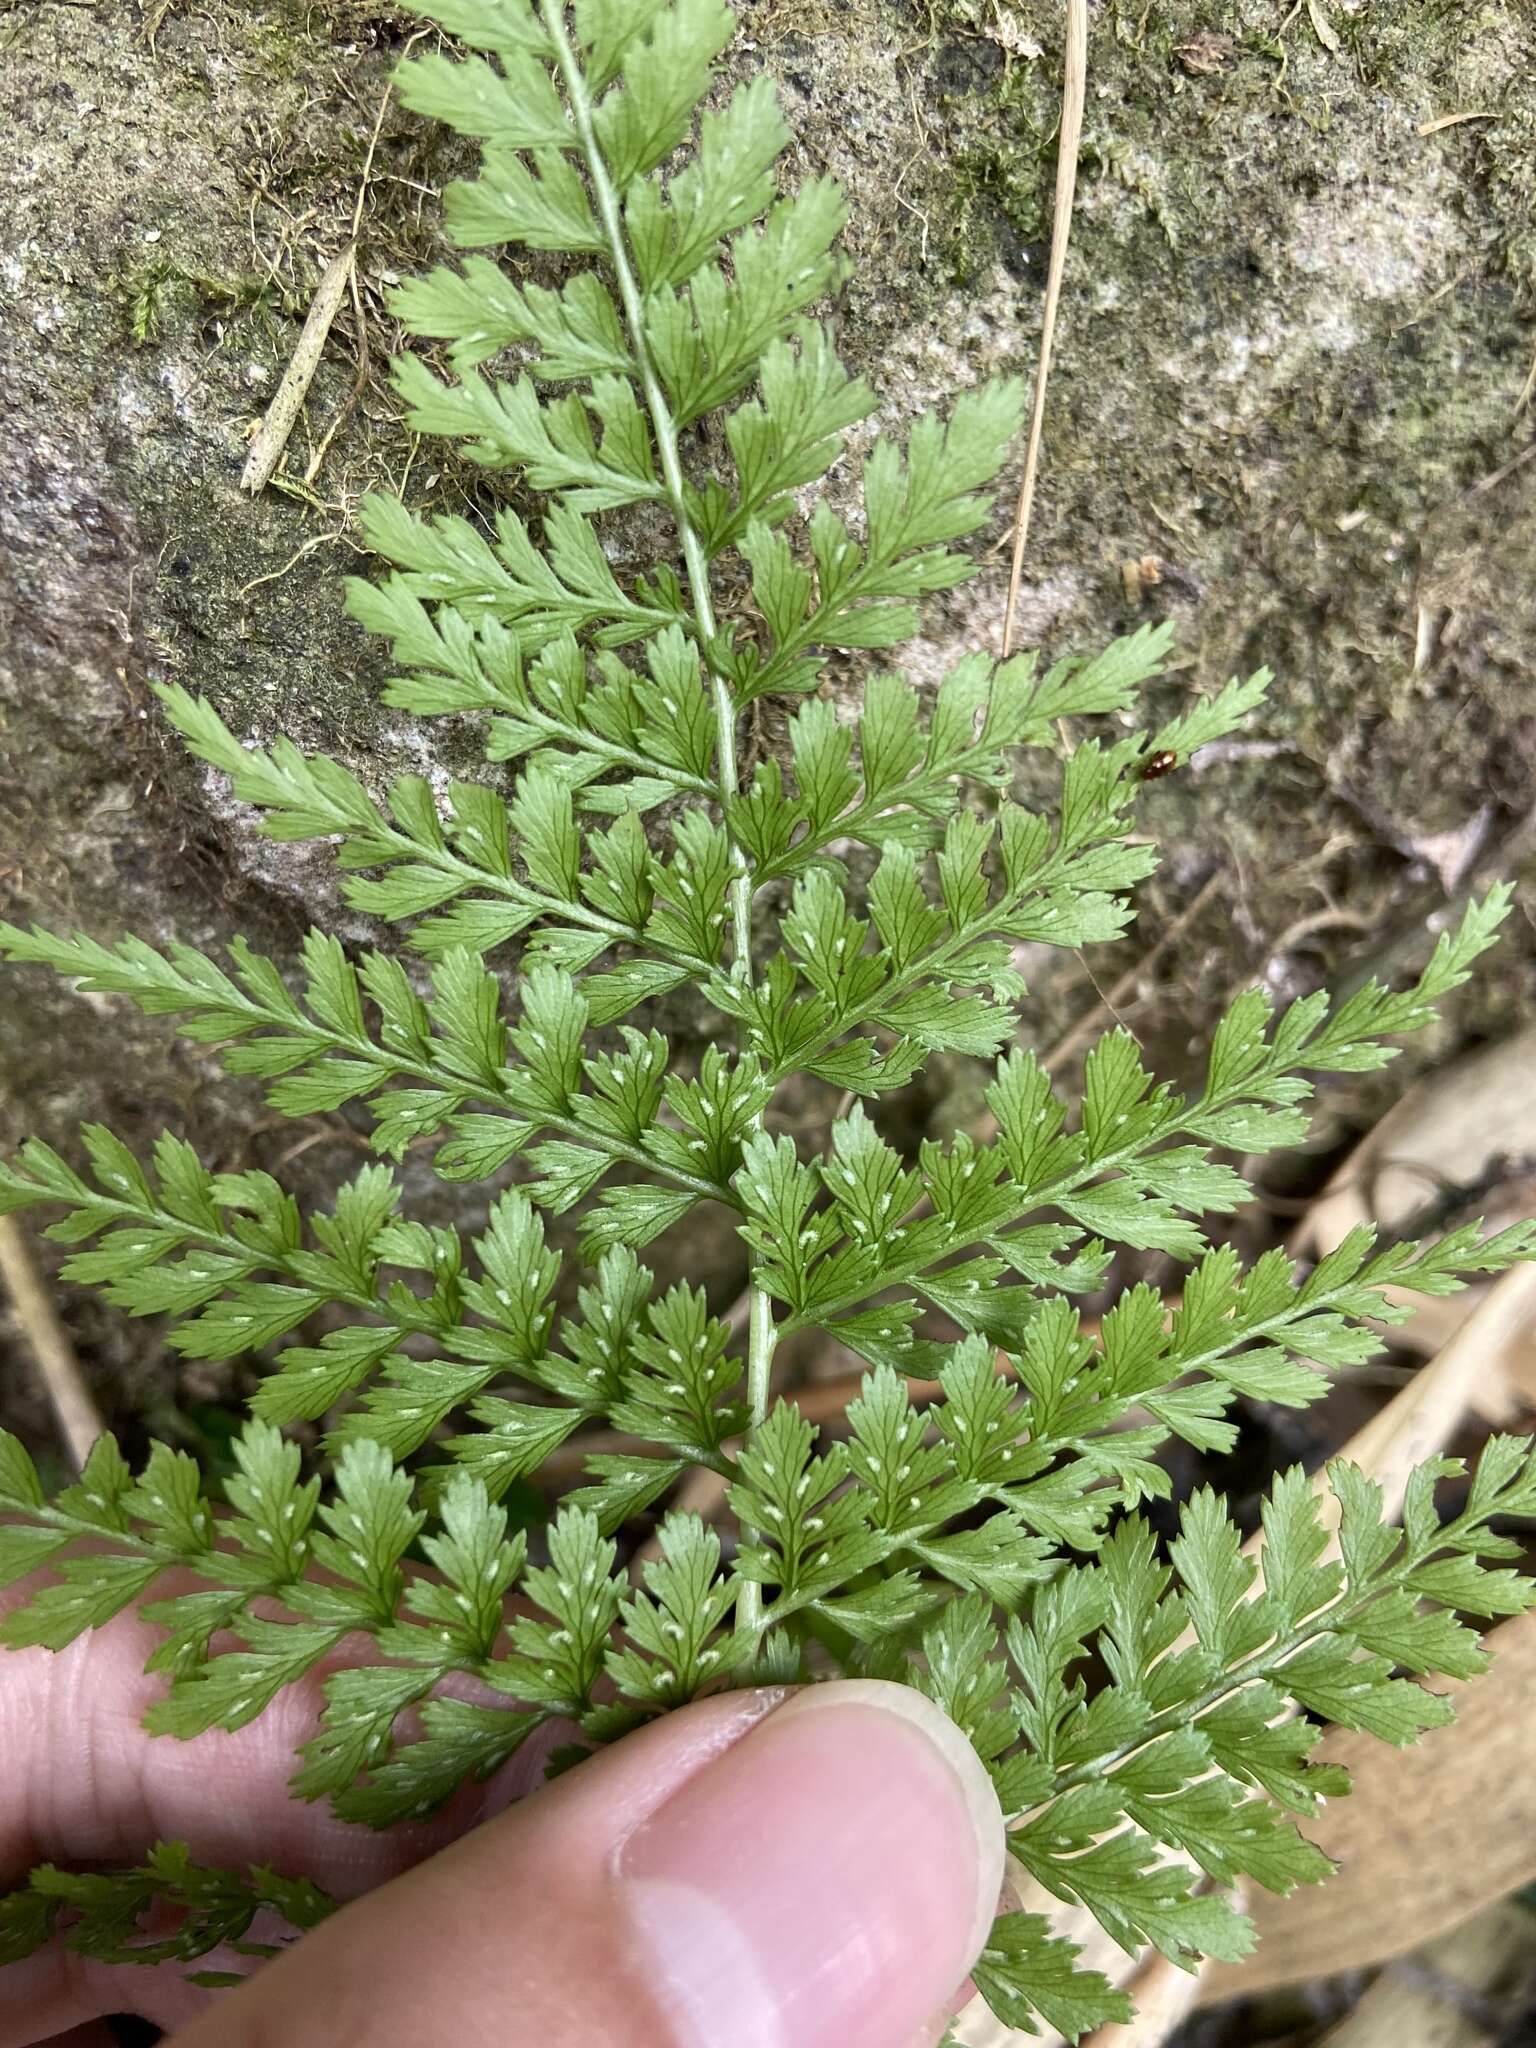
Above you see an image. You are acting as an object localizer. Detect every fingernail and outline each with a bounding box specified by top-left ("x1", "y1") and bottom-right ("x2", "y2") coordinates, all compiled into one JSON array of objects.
[{"x1": 613, "y1": 1679, "x2": 1004, "y2": 2048}]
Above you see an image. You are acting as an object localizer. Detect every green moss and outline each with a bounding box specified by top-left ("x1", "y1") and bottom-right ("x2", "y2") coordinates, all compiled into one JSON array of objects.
[
  {"x1": 121, "y1": 260, "x2": 282, "y2": 347},
  {"x1": 1475, "y1": 108, "x2": 1536, "y2": 301}
]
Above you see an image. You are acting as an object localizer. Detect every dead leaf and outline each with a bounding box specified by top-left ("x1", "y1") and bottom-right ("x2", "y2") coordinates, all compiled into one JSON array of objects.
[
  {"x1": 1311, "y1": 1902, "x2": 1533, "y2": 2046},
  {"x1": 1080, "y1": 1948, "x2": 1210, "y2": 2048},
  {"x1": 0, "y1": 1215, "x2": 103, "y2": 1470},
  {"x1": 1295, "y1": 1027, "x2": 1536, "y2": 1415},
  {"x1": 1315, "y1": 1263, "x2": 1536, "y2": 1537},
  {"x1": 1307, "y1": 0, "x2": 1342, "y2": 54}
]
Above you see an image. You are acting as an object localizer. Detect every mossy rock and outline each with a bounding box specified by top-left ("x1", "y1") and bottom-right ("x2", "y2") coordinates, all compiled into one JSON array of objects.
[{"x1": 2, "y1": 0, "x2": 1533, "y2": 1427}]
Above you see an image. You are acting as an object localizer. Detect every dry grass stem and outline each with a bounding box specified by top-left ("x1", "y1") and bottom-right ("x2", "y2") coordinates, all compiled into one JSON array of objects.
[
  {"x1": 0, "y1": 1215, "x2": 104, "y2": 1472},
  {"x1": 240, "y1": 245, "x2": 356, "y2": 493},
  {"x1": 1415, "y1": 109, "x2": 1495, "y2": 135},
  {"x1": 1001, "y1": 0, "x2": 1087, "y2": 656}
]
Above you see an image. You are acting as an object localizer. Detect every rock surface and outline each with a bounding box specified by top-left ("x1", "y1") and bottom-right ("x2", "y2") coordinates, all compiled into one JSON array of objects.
[{"x1": 3, "y1": 0, "x2": 1534, "y2": 1429}]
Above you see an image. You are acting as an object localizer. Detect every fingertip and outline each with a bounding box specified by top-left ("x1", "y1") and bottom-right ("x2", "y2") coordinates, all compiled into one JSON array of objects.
[
  {"x1": 613, "y1": 1679, "x2": 1004, "y2": 2048},
  {"x1": 165, "y1": 1683, "x2": 1004, "y2": 2048},
  {"x1": 767, "y1": 1680, "x2": 1006, "y2": 1964}
]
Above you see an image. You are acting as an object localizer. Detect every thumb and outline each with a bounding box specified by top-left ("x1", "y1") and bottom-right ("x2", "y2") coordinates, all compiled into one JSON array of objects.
[{"x1": 170, "y1": 1680, "x2": 1005, "y2": 2048}]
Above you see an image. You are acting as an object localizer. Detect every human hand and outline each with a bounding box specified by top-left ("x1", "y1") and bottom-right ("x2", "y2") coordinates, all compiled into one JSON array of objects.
[{"x1": 3, "y1": 1602, "x2": 1003, "y2": 2047}]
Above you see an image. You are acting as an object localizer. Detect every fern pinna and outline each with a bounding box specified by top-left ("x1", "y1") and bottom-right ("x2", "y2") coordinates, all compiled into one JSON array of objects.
[{"x1": 2, "y1": 0, "x2": 1534, "y2": 2032}]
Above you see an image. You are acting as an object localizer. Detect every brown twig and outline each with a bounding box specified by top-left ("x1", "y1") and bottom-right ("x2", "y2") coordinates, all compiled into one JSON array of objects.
[
  {"x1": 302, "y1": 261, "x2": 373, "y2": 487},
  {"x1": 0, "y1": 1216, "x2": 105, "y2": 1472},
  {"x1": 1002, "y1": 0, "x2": 1087, "y2": 656},
  {"x1": 298, "y1": 70, "x2": 401, "y2": 487}
]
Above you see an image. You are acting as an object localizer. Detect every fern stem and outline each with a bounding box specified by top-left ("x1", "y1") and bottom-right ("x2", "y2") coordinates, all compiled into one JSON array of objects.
[{"x1": 539, "y1": 1, "x2": 777, "y2": 1638}]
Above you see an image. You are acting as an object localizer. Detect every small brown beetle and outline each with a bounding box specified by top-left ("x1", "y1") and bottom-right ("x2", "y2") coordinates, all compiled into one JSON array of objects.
[{"x1": 1141, "y1": 749, "x2": 1179, "y2": 780}]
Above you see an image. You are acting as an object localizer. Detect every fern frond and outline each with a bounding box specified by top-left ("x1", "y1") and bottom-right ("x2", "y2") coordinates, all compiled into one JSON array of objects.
[{"x1": 2, "y1": 1, "x2": 1533, "y2": 2032}]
